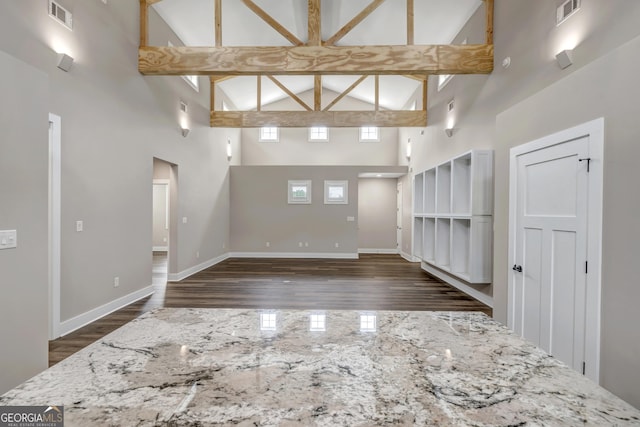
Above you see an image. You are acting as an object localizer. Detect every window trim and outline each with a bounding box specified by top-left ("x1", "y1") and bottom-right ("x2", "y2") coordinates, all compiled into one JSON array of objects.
[
  {"x1": 308, "y1": 126, "x2": 329, "y2": 142},
  {"x1": 288, "y1": 180, "x2": 312, "y2": 204},
  {"x1": 324, "y1": 180, "x2": 348, "y2": 205},
  {"x1": 259, "y1": 126, "x2": 279, "y2": 142},
  {"x1": 359, "y1": 126, "x2": 380, "y2": 142}
]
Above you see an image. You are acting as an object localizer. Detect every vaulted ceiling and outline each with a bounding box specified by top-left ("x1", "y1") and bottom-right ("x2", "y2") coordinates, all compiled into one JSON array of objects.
[{"x1": 138, "y1": 0, "x2": 494, "y2": 127}]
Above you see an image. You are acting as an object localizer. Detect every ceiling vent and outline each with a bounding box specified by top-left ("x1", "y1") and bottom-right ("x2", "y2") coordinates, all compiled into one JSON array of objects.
[
  {"x1": 557, "y1": 0, "x2": 580, "y2": 26},
  {"x1": 49, "y1": 0, "x2": 73, "y2": 30}
]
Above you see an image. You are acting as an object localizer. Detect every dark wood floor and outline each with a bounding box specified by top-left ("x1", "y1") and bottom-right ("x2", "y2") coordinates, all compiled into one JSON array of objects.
[{"x1": 49, "y1": 253, "x2": 491, "y2": 366}]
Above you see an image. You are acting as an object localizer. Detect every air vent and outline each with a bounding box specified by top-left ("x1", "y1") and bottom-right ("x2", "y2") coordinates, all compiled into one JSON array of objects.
[
  {"x1": 557, "y1": 0, "x2": 580, "y2": 26},
  {"x1": 49, "y1": 0, "x2": 73, "y2": 30}
]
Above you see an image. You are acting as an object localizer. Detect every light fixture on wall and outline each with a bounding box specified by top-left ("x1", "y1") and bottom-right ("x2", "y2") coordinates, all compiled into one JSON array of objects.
[
  {"x1": 56, "y1": 53, "x2": 74, "y2": 72},
  {"x1": 226, "y1": 137, "x2": 232, "y2": 160},
  {"x1": 555, "y1": 49, "x2": 574, "y2": 69},
  {"x1": 181, "y1": 127, "x2": 190, "y2": 137},
  {"x1": 406, "y1": 138, "x2": 412, "y2": 161},
  {"x1": 445, "y1": 118, "x2": 455, "y2": 138}
]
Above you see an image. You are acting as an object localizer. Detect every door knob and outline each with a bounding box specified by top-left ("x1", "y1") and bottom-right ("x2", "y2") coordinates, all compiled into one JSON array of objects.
[{"x1": 512, "y1": 264, "x2": 522, "y2": 272}]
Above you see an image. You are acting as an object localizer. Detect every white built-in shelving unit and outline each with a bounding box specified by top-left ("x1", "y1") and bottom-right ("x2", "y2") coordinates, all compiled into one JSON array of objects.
[{"x1": 413, "y1": 150, "x2": 494, "y2": 285}]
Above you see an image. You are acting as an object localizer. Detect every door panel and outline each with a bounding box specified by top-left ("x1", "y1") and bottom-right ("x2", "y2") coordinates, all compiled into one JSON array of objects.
[{"x1": 512, "y1": 136, "x2": 589, "y2": 373}]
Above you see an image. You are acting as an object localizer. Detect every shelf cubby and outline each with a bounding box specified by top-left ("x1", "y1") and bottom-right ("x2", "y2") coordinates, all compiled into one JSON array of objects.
[
  {"x1": 452, "y1": 153, "x2": 472, "y2": 215},
  {"x1": 424, "y1": 169, "x2": 436, "y2": 214},
  {"x1": 413, "y1": 217, "x2": 424, "y2": 260},
  {"x1": 423, "y1": 217, "x2": 435, "y2": 262},
  {"x1": 414, "y1": 172, "x2": 424, "y2": 214},
  {"x1": 435, "y1": 218, "x2": 451, "y2": 269},
  {"x1": 436, "y1": 163, "x2": 451, "y2": 214},
  {"x1": 451, "y1": 218, "x2": 471, "y2": 279}
]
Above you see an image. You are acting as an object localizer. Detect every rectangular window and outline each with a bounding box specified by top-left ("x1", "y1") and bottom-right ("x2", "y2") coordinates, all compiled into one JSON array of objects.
[
  {"x1": 288, "y1": 180, "x2": 312, "y2": 204},
  {"x1": 324, "y1": 180, "x2": 348, "y2": 204},
  {"x1": 260, "y1": 126, "x2": 279, "y2": 142},
  {"x1": 309, "y1": 126, "x2": 328, "y2": 142},
  {"x1": 360, "y1": 126, "x2": 380, "y2": 142}
]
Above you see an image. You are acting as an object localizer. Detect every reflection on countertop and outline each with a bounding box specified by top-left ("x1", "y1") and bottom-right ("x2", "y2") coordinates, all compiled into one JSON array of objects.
[{"x1": 2, "y1": 308, "x2": 639, "y2": 426}]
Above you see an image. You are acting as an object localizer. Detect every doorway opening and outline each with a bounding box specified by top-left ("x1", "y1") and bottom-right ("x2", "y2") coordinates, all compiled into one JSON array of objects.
[{"x1": 152, "y1": 158, "x2": 178, "y2": 300}]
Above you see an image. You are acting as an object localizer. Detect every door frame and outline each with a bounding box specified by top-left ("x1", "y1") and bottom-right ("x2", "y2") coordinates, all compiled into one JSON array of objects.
[
  {"x1": 397, "y1": 181, "x2": 403, "y2": 253},
  {"x1": 508, "y1": 117, "x2": 604, "y2": 382},
  {"x1": 48, "y1": 113, "x2": 61, "y2": 340},
  {"x1": 152, "y1": 179, "x2": 170, "y2": 252}
]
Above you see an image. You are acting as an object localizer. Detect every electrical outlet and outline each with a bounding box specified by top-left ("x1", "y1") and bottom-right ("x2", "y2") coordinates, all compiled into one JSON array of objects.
[
  {"x1": 182, "y1": 217, "x2": 188, "y2": 224},
  {"x1": 305, "y1": 242, "x2": 309, "y2": 247},
  {"x1": 76, "y1": 220, "x2": 83, "y2": 232},
  {"x1": 335, "y1": 243, "x2": 340, "y2": 248},
  {"x1": 299, "y1": 242, "x2": 303, "y2": 247},
  {"x1": 196, "y1": 251, "x2": 200, "y2": 259},
  {"x1": 266, "y1": 242, "x2": 270, "y2": 247},
  {"x1": 114, "y1": 277, "x2": 119, "y2": 288}
]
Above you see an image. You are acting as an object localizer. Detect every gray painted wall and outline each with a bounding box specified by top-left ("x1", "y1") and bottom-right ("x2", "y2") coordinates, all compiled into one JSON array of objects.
[
  {"x1": 0, "y1": 51, "x2": 49, "y2": 393},
  {"x1": 358, "y1": 179, "x2": 398, "y2": 251},
  {"x1": 230, "y1": 166, "x2": 359, "y2": 255},
  {"x1": 241, "y1": 91, "x2": 399, "y2": 166},
  {"x1": 0, "y1": 1, "x2": 239, "y2": 392},
  {"x1": 400, "y1": 0, "x2": 640, "y2": 408}
]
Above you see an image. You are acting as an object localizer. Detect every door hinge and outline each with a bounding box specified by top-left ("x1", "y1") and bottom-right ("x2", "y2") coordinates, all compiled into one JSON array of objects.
[
  {"x1": 582, "y1": 362, "x2": 586, "y2": 375},
  {"x1": 578, "y1": 157, "x2": 592, "y2": 172},
  {"x1": 585, "y1": 261, "x2": 588, "y2": 274}
]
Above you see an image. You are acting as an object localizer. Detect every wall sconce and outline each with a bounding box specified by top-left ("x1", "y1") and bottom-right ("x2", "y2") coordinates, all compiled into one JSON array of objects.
[
  {"x1": 445, "y1": 128, "x2": 454, "y2": 137},
  {"x1": 181, "y1": 127, "x2": 190, "y2": 137},
  {"x1": 555, "y1": 49, "x2": 573, "y2": 69},
  {"x1": 56, "y1": 53, "x2": 74, "y2": 72},
  {"x1": 226, "y1": 138, "x2": 233, "y2": 160},
  {"x1": 406, "y1": 138, "x2": 412, "y2": 161}
]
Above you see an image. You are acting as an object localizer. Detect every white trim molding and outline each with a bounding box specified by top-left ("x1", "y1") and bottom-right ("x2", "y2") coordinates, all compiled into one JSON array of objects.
[
  {"x1": 229, "y1": 252, "x2": 359, "y2": 260},
  {"x1": 358, "y1": 248, "x2": 399, "y2": 254},
  {"x1": 421, "y1": 262, "x2": 494, "y2": 307},
  {"x1": 400, "y1": 251, "x2": 419, "y2": 263},
  {"x1": 168, "y1": 253, "x2": 230, "y2": 282},
  {"x1": 48, "y1": 113, "x2": 62, "y2": 340},
  {"x1": 59, "y1": 285, "x2": 154, "y2": 337},
  {"x1": 152, "y1": 246, "x2": 168, "y2": 252}
]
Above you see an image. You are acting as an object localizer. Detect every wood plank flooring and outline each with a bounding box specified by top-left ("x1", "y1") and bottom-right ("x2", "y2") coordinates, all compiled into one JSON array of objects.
[{"x1": 49, "y1": 254, "x2": 491, "y2": 366}]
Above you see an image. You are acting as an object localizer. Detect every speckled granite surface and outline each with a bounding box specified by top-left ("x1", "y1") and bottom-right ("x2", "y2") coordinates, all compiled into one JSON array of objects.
[{"x1": 2, "y1": 308, "x2": 639, "y2": 426}]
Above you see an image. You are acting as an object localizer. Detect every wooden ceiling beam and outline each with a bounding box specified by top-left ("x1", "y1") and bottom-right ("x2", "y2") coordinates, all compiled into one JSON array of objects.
[
  {"x1": 314, "y1": 75, "x2": 322, "y2": 111},
  {"x1": 485, "y1": 0, "x2": 494, "y2": 45},
  {"x1": 139, "y1": 0, "x2": 149, "y2": 47},
  {"x1": 139, "y1": 44, "x2": 493, "y2": 75},
  {"x1": 215, "y1": 0, "x2": 222, "y2": 46},
  {"x1": 211, "y1": 110, "x2": 426, "y2": 128},
  {"x1": 265, "y1": 76, "x2": 312, "y2": 111},
  {"x1": 325, "y1": 0, "x2": 387, "y2": 46},
  {"x1": 323, "y1": 75, "x2": 368, "y2": 112},
  {"x1": 308, "y1": 0, "x2": 322, "y2": 46},
  {"x1": 241, "y1": 0, "x2": 304, "y2": 46}
]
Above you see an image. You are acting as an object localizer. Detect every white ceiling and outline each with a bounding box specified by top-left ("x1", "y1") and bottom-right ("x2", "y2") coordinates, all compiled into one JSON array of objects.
[{"x1": 153, "y1": 0, "x2": 482, "y2": 111}]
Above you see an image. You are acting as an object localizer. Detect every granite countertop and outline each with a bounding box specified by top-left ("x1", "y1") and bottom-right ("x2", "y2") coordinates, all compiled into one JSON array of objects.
[{"x1": 1, "y1": 308, "x2": 639, "y2": 426}]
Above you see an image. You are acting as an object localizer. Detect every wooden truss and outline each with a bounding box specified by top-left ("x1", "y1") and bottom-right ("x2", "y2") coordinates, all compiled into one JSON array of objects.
[{"x1": 139, "y1": 0, "x2": 494, "y2": 127}]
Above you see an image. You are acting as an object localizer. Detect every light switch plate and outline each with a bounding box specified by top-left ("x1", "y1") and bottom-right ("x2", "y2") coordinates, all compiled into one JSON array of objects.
[
  {"x1": 0, "y1": 230, "x2": 17, "y2": 250},
  {"x1": 347, "y1": 216, "x2": 356, "y2": 222}
]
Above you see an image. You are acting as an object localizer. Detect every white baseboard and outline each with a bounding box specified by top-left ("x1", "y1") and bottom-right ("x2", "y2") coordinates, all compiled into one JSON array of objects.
[
  {"x1": 168, "y1": 253, "x2": 230, "y2": 282},
  {"x1": 152, "y1": 246, "x2": 168, "y2": 252},
  {"x1": 229, "y1": 252, "x2": 359, "y2": 259},
  {"x1": 421, "y1": 262, "x2": 493, "y2": 307},
  {"x1": 400, "y1": 251, "x2": 419, "y2": 263},
  {"x1": 358, "y1": 248, "x2": 399, "y2": 254},
  {"x1": 59, "y1": 285, "x2": 154, "y2": 337}
]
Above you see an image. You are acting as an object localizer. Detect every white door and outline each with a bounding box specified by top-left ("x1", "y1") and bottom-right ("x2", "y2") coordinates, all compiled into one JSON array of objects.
[
  {"x1": 397, "y1": 182, "x2": 403, "y2": 253},
  {"x1": 508, "y1": 119, "x2": 604, "y2": 382}
]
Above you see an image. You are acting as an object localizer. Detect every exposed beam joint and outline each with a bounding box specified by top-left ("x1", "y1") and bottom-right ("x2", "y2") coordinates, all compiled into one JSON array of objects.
[
  {"x1": 139, "y1": 44, "x2": 494, "y2": 76},
  {"x1": 308, "y1": 0, "x2": 322, "y2": 46},
  {"x1": 266, "y1": 76, "x2": 312, "y2": 111},
  {"x1": 325, "y1": 0, "x2": 387, "y2": 46},
  {"x1": 241, "y1": 0, "x2": 304, "y2": 46},
  {"x1": 323, "y1": 75, "x2": 368, "y2": 112},
  {"x1": 211, "y1": 110, "x2": 427, "y2": 128}
]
